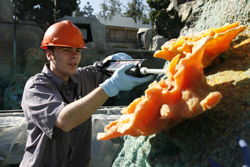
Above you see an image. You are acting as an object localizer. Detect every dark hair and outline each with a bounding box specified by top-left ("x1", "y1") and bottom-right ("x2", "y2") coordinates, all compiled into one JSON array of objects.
[{"x1": 47, "y1": 46, "x2": 54, "y2": 51}]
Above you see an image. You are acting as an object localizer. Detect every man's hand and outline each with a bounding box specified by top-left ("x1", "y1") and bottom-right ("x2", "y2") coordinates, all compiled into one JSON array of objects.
[{"x1": 100, "y1": 64, "x2": 154, "y2": 97}]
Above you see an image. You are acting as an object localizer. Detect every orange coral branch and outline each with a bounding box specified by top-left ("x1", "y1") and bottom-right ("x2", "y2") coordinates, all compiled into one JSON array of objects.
[
  {"x1": 97, "y1": 36, "x2": 223, "y2": 140},
  {"x1": 154, "y1": 22, "x2": 246, "y2": 68}
]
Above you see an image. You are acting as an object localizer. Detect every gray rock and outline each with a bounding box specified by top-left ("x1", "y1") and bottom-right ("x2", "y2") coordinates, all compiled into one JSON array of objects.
[
  {"x1": 0, "y1": 18, "x2": 43, "y2": 88},
  {"x1": 0, "y1": 0, "x2": 13, "y2": 22},
  {"x1": 181, "y1": 0, "x2": 250, "y2": 35},
  {"x1": 111, "y1": 0, "x2": 250, "y2": 166},
  {"x1": 150, "y1": 35, "x2": 169, "y2": 51},
  {"x1": 138, "y1": 28, "x2": 153, "y2": 50},
  {"x1": 24, "y1": 48, "x2": 47, "y2": 77},
  {"x1": 16, "y1": 22, "x2": 44, "y2": 50}
]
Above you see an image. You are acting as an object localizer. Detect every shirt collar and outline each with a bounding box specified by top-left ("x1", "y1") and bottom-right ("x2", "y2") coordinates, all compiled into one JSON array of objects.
[{"x1": 42, "y1": 63, "x2": 79, "y2": 91}]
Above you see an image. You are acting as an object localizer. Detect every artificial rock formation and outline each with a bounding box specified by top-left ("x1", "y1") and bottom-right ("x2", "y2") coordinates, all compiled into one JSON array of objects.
[{"x1": 111, "y1": 0, "x2": 250, "y2": 166}]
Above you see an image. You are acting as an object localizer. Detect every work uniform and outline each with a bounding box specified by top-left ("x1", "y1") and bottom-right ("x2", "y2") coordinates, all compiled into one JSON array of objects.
[{"x1": 20, "y1": 62, "x2": 107, "y2": 167}]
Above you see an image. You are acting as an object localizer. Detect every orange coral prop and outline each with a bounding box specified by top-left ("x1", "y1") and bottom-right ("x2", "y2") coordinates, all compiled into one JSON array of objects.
[
  {"x1": 154, "y1": 22, "x2": 246, "y2": 68},
  {"x1": 97, "y1": 37, "x2": 223, "y2": 140}
]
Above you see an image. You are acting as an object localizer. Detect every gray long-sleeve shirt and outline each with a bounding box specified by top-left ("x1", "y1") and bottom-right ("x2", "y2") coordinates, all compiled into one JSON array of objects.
[{"x1": 20, "y1": 63, "x2": 108, "y2": 167}]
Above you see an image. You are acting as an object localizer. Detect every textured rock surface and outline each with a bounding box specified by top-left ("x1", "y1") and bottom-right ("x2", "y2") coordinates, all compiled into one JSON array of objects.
[
  {"x1": 0, "y1": 0, "x2": 13, "y2": 22},
  {"x1": 0, "y1": 0, "x2": 44, "y2": 88},
  {"x1": 181, "y1": 0, "x2": 250, "y2": 35},
  {"x1": 111, "y1": 0, "x2": 250, "y2": 166},
  {"x1": 138, "y1": 28, "x2": 153, "y2": 50},
  {"x1": 150, "y1": 35, "x2": 169, "y2": 51},
  {"x1": 112, "y1": 33, "x2": 250, "y2": 167},
  {"x1": 3, "y1": 74, "x2": 27, "y2": 110},
  {"x1": 23, "y1": 48, "x2": 47, "y2": 77}
]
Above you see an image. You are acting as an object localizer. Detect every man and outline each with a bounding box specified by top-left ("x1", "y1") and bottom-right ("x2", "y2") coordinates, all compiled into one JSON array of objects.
[{"x1": 20, "y1": 20, "x2": 153, "y2": 167}]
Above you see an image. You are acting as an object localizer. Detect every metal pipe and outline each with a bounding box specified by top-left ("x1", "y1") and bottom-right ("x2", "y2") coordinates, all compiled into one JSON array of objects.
[{"x1": 140, "y1": 67, "x2": 166, "y2": 75}]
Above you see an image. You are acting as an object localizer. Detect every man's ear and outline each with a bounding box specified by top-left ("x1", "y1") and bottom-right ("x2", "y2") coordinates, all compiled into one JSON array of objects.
[{"x1": 46, "y1": 50, "x2": 55, "y2": 61}]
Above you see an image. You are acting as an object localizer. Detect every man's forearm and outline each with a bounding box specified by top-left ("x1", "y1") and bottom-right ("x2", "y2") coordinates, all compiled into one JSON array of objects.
[{"x1": 55, "y1": 86, "x2": 109, "y2": 132}]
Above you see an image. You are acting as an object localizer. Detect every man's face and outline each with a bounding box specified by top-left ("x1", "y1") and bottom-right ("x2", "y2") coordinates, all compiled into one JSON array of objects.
[{"x1": 47, "y1": 46, "x2": 82, "y2": 81}]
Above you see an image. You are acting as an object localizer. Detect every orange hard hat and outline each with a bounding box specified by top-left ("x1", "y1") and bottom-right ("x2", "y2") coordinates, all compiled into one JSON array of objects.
[{"x1": 40, "y1": 20, "x2": 88, "y2": 49}]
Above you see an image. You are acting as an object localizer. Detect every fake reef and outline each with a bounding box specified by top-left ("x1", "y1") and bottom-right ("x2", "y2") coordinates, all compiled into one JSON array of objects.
[
  {"x1": 112, "y1": 28, "x2": 250, "y2": 167},
  {"x1": 111, "y1": 0, "x2": 250, "y2": 166}
]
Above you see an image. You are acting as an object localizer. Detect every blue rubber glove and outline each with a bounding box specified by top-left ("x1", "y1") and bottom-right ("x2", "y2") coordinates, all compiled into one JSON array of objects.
[
  {"x1": 110, "y1": 52, "x2": 132, "y2": 60},
  {"x1": 100, "y1": 64, "x2": 154, "y2": 97},
  {"x1": 238, "y1": 138, "x2": 250, "y2": 166}
]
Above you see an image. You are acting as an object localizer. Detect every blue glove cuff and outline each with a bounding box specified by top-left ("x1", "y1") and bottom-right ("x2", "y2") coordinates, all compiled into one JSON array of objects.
[
  {"x1": 100, "y1": 79, "x2": 119, "y2": 97},
  {"x1": 100, "y1": 63, "x2": 154, "y2": 97},
  {"x1": 110, "y1": 53, "x2": 132, "y2": 60}
]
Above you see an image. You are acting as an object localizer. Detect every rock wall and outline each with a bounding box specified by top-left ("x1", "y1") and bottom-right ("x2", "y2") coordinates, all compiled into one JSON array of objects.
[
  {"x1": 0, "y1": 0, "x2": 44, "y2": 89},
  {"x1": 0, "y1": 0, "x2": 12, "y2": 22},
  {"x1": 181, "y1": 0, "x2": 250, "y2": 35},
  {"x1": 111, "y1": 0, "x2": 250, "y2": 166},
  {"x1": 172, "y1": 0, "x2": 203, "y2": 21},
  {"x1": 0, "y1": 0, "x2": 44, "y2": 109}
]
